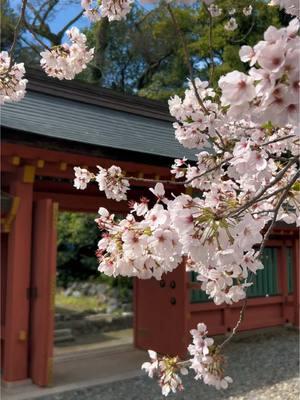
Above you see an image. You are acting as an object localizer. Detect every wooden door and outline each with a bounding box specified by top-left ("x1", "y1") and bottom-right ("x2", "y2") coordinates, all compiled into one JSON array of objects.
[
  {"x1": 29, "y1": 199, "x2": 58, "y2": 386},
  {"x1": 134, "y1": 263, "x2": 188, "y2": 359}
]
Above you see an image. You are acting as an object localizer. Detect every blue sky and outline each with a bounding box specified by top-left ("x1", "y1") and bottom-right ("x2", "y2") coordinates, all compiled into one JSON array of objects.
[{"x1": 11, "y1": 0, "x2": 89, "y2": 42}]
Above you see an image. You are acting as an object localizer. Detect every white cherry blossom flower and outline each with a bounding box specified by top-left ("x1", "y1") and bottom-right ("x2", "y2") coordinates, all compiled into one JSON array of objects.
[
  {"x1": 243, "y1": 5, "x2": 253, "y2": 15},
  {"x1": 73, "y1": 167, "x2": 93, "y2": 190},
  {"x1": 0, "y1": 52, "x2": 27, "y2": 104},
  {"x1": 40, "y1": 27, "x2": 94, "y2": 80},
  {"x1": 224, "y1": 17, "x2": 238, "y2": 31},
  {"x1": 219, "y1": 71, "x2": 256, "y2": 106},
  {"x1": 208, "y1": 4, "x2": 222, "y2": 17}
]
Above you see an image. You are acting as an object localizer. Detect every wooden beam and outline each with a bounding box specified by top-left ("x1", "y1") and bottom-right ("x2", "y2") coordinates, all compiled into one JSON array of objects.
[
  {"x1": 30, "y1": 200, "x2": 57, "y2": 386},
  {"x1": 2, "y1": 143, "x2": 172, "y2": 176},
  {"x1": 33, "y1": 191, "x2": 128, "y2": 214}
]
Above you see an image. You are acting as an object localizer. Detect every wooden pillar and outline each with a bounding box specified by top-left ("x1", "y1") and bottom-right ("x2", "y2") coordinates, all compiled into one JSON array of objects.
[
  {"x1": 1, "y1": 233, "x2": 8, "y2": 370},
  {"x1": 3, "y1": 166, "x2": 35, "y2": 382},
  {"x1": 293, "y1": 237, "x2": 300, "y2": 328},
  {"x1": 279, "y1": 243, "x2": 288, "y2": 323},
  {"x1": 30, "y1": 199, "x2": 58, "y2": 386}
]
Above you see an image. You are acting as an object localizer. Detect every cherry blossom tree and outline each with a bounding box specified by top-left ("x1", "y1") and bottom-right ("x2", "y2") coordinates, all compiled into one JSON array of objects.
[{"x1": 1, "y1": 0, "x2": 299, "y2": 396}]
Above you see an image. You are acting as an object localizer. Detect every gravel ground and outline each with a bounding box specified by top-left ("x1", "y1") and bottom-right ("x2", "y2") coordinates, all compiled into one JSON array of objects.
[{"x1": 37, "y1": 328, "x2": 299, "y2": 400}]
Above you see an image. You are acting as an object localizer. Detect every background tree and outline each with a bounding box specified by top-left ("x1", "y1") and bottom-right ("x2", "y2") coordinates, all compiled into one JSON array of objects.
[
  {"x1": 1, "y1": 0, "x2": 21, "y2": 50},
  {"x1": 3, "y1": 0, "x2": 281, "y2": 100},
  {"x1": 57, "y1": 212, "x2": 99, "y2": 286},
  {"x1": 57, "y1": 212, "x2": 132, "y2": 291}
]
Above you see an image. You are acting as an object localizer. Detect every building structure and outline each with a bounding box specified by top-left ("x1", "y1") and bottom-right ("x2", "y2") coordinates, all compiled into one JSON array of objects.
[{"x1": 1, "y1": 70, "x2": 299, "y2": 388}]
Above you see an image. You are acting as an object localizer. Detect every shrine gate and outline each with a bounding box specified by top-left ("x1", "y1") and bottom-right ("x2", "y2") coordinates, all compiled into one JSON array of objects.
[{"x1": 1, "y1": 70, "x2": 299, "y2": 388}]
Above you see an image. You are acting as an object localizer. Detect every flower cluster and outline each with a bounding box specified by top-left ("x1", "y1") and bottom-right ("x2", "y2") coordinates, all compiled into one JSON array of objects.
[
  {"x1": 188, "y1": 323, "x2": 232, "y2": 389},
  {"x1": 168, "y1": 78, "x2": 219, "y2": 149},
  {"x1": 73, "y1": 14, "x2": 300, "y2": 396},
  {"x1": 73, "y1": 165, "x2": 129, "y2": 201},
  {"x1": 40, "y1": 27, "x2": 94, "y2": 80},
  {"x1": 221, "y1": 18, "x2": 300, "y2": 126},
  {"x1": 96, "y1": 165, "x2": 129, "y2": 201},
  {"x1": 81, "y1": 0, "x2": 133, "y2": 22},
  {"x1": 206, "y1": 3, "x2": 252, "y2": 30},
  {"x1": 142, "y1": 350, "x2": 188, "y2": 396},
  {"x1": 0, "y1": 51, "x2": 27, "y2": 104},
  {"x1": 269, "y1": 0, "x2": 300, "y2": 17},
  {"x1": 73, "y1": 167, "x2": 94, "y2": 190},
  {"x1": 167, "y1": 193, "x2": 266, "y2": 305},
  {"x1": 95, "y1": 185, "x2": 182, "y2": 280}
]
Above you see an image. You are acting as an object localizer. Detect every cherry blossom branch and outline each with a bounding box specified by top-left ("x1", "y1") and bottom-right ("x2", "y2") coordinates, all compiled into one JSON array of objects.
[
  {"x1": 219, "y1": 298, "x2": 247, "y2": 349},
  {"x1": 125, "y1": 156, "x2": 232, "y2": 186},
  {"x1": 257, "y1": 170, "x2": 300, "y2": 258},
  {"x1": 219, "y1": 169, "x2": 299, "y2": 349},
  {"x1": 261, "y1": 134, "x2": 296, "y2": 147},
  {"x1": 9, "y1": 0, "x2": 28, "y2": 67},
  {"x1": 229, "y1": 19, "x2": 255, "y2": 44},
  {"x1": 228, "y1": 157, "x2": 299, "y2": 218}
]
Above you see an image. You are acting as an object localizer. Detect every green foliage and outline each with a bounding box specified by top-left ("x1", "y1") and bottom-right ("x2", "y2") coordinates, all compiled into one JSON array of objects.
[
  {"x1": 192, "y1": 0, "x2": 280, "y2": 86},
  {"x1": 57, "y1": 212, "x2": 132, "y2": 290},
  {"x1": 4, "y1": 0, "x2": 282, "y2": 101},
  {"x1": 1, "y1": 0, "x2": 18, "y2": 50},
  {"x1": 78, "y1": 1, "x2": 280, "y2": 100},
  {"x1": 55, "y1": 291, "x2": 103, "y2": 312},
  {"x1": 57, "y1": 212, "x2": 100, "y2": 286}
]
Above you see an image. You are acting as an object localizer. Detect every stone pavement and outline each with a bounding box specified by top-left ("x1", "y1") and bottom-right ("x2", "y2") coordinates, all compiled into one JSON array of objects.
[
  {"x1": 1, "y1": 345, "x2": 145, "y2": 400},
  {"x1": 2, "y1": 328, "x2": 299, "y2": 400}
]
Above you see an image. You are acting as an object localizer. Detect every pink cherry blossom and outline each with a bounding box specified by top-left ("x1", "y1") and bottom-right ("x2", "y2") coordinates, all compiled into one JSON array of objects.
[{"x1": 0, "y1": 52, "x2": 27, "y2": 104}]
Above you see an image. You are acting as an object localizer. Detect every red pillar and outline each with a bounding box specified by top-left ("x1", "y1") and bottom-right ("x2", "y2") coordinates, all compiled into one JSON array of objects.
[
  {"x1": 1, "y1": 233, "x2": 8, "y2": 370},
  {"x1": 294, "y1": 237, "x2": 300, "y2": 328},
  {"x1": 29, "y1": 199, "x2": 58, "y2": 386},
  {"x1": 279, "y1": 243, "x2": 288, "y2": 324},
  {"x1": 3, "y1": 166, "x2": 35, "y2": 383}
]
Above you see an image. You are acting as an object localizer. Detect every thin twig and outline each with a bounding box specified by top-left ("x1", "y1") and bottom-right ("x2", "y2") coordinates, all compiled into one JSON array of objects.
[
  {"x1": 229, "y1": 19, "x2": 255, "y2": 44},
  {"x1": 261, "y1": 134, "x2": 296, "y2": 147},
  {"x1": 257, "y1": 170, "x2": 300, "y2": 258},
  {"x1": 9, "y1": 0, "x2": 28, "y2": 67},
  {"x1": 219, "y1": 298, "x2": 247, "y2": 349},
  {"x1": 20, "y1": 36, "x2": 41, "y2": 55},
  {"x1": 57, "y1": 10, "x2": 84, "y2": 39},
  {"x1": 227, "y1": 157, "x2": 298, "y2": 219},
  {"x1": 166, "y1": 4, "x2": 209, "y2": 115},
  {"x1": 126, "y1": 157, "x2": 231, "y2": 186}
]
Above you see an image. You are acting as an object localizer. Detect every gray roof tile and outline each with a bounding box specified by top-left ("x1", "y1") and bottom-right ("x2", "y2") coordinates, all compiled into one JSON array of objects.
[{"x1": 2, "y1": 90, "x2": 196, "y2": 160}]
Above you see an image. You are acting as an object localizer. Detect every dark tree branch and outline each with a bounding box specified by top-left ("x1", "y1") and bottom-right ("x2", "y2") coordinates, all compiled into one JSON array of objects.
[
  {"x1": 9, "y1": 0, "x2": 28, "y2": 66},
  {"x1": 57, "y1": 10, "x2": 84, "y2": 41}
]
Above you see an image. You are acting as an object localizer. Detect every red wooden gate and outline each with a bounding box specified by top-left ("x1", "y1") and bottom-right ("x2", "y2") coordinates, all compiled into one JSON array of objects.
[
  {"x1": 135, "y1": 235, "x2": 299, "y2": 358},
  {"x1": 29, "y1": 199, "x2": 58, "y2": 386},
  {"x1": 134, "y1": 263, "x2": 189, "y2": 359}
]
